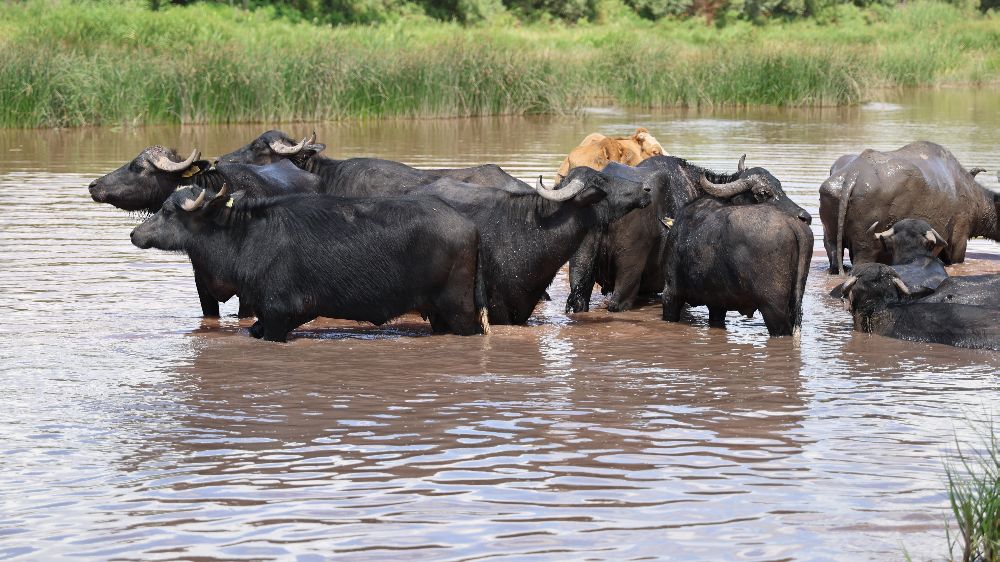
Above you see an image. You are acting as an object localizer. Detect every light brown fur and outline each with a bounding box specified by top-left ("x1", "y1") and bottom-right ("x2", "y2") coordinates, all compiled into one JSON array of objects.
[{"x1": 555, "y1": 128, "x2": 666, "y2": 183}]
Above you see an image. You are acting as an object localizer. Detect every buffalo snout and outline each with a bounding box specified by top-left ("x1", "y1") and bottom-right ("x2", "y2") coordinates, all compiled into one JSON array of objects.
[
  {"x1": 798, "y1": 210, "x2": 812, "y2": 225},
  {"x1": 88, "y1": 179, "x2": 108, "y2": 203}
]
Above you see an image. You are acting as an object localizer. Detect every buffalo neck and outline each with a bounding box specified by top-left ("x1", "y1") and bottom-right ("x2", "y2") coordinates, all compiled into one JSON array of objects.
[
  {"x1": 189, "y1": 168, "x2": 228, "y2": 192},
  {"x1": 302, "y1": 156, "x2": 345, "y2": 189}
]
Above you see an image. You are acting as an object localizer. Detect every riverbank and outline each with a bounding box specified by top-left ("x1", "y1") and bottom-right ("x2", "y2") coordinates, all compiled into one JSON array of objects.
[{"x1": 2, "y1": 0, "x2": 1000, "y2": 128}]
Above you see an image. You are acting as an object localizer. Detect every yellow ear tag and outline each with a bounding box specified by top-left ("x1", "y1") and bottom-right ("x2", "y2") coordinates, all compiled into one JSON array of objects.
[
  {"x1": 225, "y1": 197, "x2": 234, "y2": 208},
  {"x1": 181, "y1": 165, "x2": 201, "y2": 178},
  {"x1": 660, "y1": 217, "x2": 674, "y2": 228}
]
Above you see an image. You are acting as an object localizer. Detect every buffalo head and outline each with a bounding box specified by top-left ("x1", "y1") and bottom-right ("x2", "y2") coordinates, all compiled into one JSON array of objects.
[
  {"x1": 131, "y1": 184, "x2": 232, "y2": 251},
  {"x1": 536, "y1": 166, "x2": 652, "y2": 219},
  {"x1": 837, "y1": 262, "x2": 910, "y2": 330},
  {"x1": 699, "y1": 155, "x2": 812, "y2": 224},
  {"x1": 873, "y1": 218, "x2": 947, "y2": 264},
  {"x1": 89, "y1": 146, "x2": 210, "y2": 213},
  {"x1": 216, "y1": 130, "x2": 325, "y2": 166}
]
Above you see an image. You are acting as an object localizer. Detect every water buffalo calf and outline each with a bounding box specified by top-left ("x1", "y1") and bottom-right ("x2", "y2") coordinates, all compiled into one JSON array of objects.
[
  {"x1": 131, "y1": 186, "x2": 488, "y2": 342},
  {"x1": 838, "y1": 263, "x2": 1000, "y2": 351}
]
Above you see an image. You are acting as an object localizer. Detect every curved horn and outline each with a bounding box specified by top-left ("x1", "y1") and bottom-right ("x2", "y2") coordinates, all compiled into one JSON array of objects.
[
  {"x1": 841, "y1": 276, "x2": 858, "y2": 294},
  {"x1": 211, "y1": 182, "x2": 229, "y2": 203},
  {"x1": 892, "y1": 277, "x2": 911, "y2": 295},
  {"x1": 153, "y1": 149, "x2": 200, "y2": 173},
  {"x1": 738, "y1": 154, "x2": 747, "y2": 173},
  {"x1": 536, "y1": 175, "x2": 589, "y2": 202},
  {"x1": 874, "y1": 226, "x2": 894, "y2": 240},
  {"x1": 270, "y1": 136, "x2": 308, "y2": 155},
  {"x1": 180, "y1": 188, "x2": 207, "y2": 212},
  {"x1": 969, "y1": 167, "x2": 987, "y2": 177},
  {"x1": 699, "y1": 174, "x2": 753, "y2": 198}
]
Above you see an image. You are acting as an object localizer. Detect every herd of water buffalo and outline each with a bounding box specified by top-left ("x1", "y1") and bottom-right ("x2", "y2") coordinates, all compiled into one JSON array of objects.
[{"x1": 86, "y1": 129, "x2": 1000, "y2": 350}]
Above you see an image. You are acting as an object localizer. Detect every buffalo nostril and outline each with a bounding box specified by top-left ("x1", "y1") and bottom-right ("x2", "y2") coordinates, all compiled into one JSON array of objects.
[{"x1": 799, "y1": 212, "x2": 812, "y2": 225}]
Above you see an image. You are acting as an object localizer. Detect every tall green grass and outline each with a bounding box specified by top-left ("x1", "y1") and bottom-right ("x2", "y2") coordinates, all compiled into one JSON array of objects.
[
  {"x1": 945, "y1": 419, "x2": 1000, "y2": 562},
  {"x1": 2, "y1": 0, "x2": 999, "y2": 127}
]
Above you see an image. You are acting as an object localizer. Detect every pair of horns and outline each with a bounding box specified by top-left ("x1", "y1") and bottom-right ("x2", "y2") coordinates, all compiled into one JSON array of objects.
[
  {"x1": 180, "y1": 183, "x2": 229, "y2": 212},
  {"x1": 535, "y1": 175, "x2": 591, "y2": 201},
  {"x1": 153, "y1": 148, "x2": 200, "y2": 172},
  {"x1": 270, "y1": 132, "x2": 316, "y2": 155},
  {"x1": 699, "y1": 154, "x2": 752, "y2": 197},
  {"x1": 840, "y1": 273, "x2": 910, "y2": 298}
]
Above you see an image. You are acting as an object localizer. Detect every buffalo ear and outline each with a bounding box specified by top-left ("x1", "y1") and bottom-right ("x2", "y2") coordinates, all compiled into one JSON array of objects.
[
  {"x1": 303, "y1": 142, "x2": 325, "y2": 157},
  {"x1": 181, "y1": 159, "x2": 213, "y2": 178},
  {"x1": 575, "y1": 185, "x2": 608, "y2": 206}
]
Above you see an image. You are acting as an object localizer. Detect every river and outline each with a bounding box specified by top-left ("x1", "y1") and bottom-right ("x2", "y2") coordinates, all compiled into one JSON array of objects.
[{"x1": 1, "y1": 88, "x2": 998, "y2": 561}]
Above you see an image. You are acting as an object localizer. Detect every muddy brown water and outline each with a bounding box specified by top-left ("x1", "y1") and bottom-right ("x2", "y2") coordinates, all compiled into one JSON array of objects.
[{"x1": 2, "y1": 89, "x2": 999, "y2": 561}]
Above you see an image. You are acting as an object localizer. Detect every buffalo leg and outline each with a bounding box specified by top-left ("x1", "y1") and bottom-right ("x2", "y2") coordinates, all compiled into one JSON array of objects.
[
  {"x1": 193, "y1": 267, "x2": 220, "y2": 318},
  {"x1": 759, "y1": 304, "x2": 793, "y2": 337},
  {"x1": 236, "y1": 297, "x2": 255, "y2": 319},
  {"x1": 708, "y1": 307, "x2": 727, "y2": 329},
  {"x1": 607, "y1": 266, "x2": 643, "y2": 312},
  {"x1": 566, "y1": 231, "x2": 600, "y2": 314},
  {"x1": 823, "y1": 233, "x2": 839, "y2": 274}
]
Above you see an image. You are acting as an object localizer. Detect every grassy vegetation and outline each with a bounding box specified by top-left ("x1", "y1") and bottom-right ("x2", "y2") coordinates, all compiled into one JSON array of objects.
[
  {"x1": 2, "y1": 0, "x2": 1000, "y2": 127},
  {"x1": 945, "y1": 420, "x2": 1000, "y2": 562}
]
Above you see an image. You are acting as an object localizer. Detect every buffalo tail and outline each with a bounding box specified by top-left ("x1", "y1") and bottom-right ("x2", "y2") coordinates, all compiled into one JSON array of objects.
[
  {"x1": 791, "y1": 224, "x2": 813, "y2": 345},
  {"x1": 474, "y1": 241, "x2": 491, "y2": 335},
  {"x1": 834, "y1": 170, "x2": 858, "y2": 275}
]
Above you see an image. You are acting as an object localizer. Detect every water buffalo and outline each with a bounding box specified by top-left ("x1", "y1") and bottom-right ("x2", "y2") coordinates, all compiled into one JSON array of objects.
[
  {"x1": 217, "y1": 130, "x2": 529, "y2": 195},
  {"x1": 819, "y1": 141, "x2": 1000, "y2": 274},
  {"x1": 554, "y1": 128, "x2": 665, "y2": 184},
  {"x1": 566, "y1": 155, "x2": 812, "y2": 314},
  {"x1": 131, "y1": 185, "x2": 489, "y2": 342},
  {"x1": 873, "y1": 218, "x2": 949, "y2": 296},
  {"x1": 837, "y1": 263, "x2": 1000, "y2": 350},
  {"x1": 89, "y1": 146, "x2": 322, "y2": 317},
  {"x1": 917, "y1": 274, "x2": 1000, "y2": 307},
  {"x1": 660, "y1": 181, "x2": 814, "y2": 338},
  {"x1": 417, "y1": 167, "x2": 651, "y2": 324}
]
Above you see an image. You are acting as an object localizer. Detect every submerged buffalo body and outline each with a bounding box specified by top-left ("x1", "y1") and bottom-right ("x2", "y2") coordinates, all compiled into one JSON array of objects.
[
  {"x1": 131, "y1": 187, "x2": 488, "y2": 342},
  {"x1": 661, "y1": 194, "x2": 814, "y2": 338},
  {"x1": 217, "y1": 130, "x2": 530, "y2": 196},
  {"x1": 89, "y1": 146, "x2": 322, "y2": 317},
  {"x1": 916, "y1": 274, "x2": 1000, "y2": 308},
  {"x1": 819, "y1": 141, "x2": 1000, "y2": 274},
  {"x1": 567, "y1": 155, "x2": 811, "y2": 314},
  {"x1": 838, "y1": 263, "x2": 1000, "y2": 350}
]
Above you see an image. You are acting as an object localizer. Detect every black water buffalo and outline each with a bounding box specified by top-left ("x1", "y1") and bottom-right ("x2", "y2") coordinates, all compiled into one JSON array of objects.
[
  {"x1": 660, "y1": 182, "x2": 814, "y2": 338},
  {"x1": 567, "y1": 155, "x2": 812, "y2": 314},
  {"x1": 819, "y1": 141, "x2": 1000, "y2": 274},
  {"x1": 131, "y1": 185, "x2": 489, "y2": 342},
  {"x1": 917, "y1": 274, "x2": 1000, "y2": 307},
  {"x1": 416, "y1": 167, "x2": 651, "y2": 324},
  {"x1": 872, "y1": 218, "x2": 949, "y2": 296},
  {"x1": 217, "y1": 130, "x2": 530, "y2": 195},
  {"x1": 89, "y1": 146, "x2": 322, "y2": 317},
  {"x1": 837, "y1": 263, "x2": 1000, "y2": 350}
]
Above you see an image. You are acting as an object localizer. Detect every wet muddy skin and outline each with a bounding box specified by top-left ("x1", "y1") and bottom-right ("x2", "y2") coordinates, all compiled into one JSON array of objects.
[{"x1": 1, "y1": 89, "x2": 998, "y2": 560}]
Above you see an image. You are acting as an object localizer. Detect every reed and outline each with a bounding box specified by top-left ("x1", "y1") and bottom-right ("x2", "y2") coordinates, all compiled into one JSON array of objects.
[
  {"x1": 1, "y1": 0, "x2": 999, "y2": 127},
  {"x1": 945, "y1": 419, "x2": 1000, "y2": 562}
]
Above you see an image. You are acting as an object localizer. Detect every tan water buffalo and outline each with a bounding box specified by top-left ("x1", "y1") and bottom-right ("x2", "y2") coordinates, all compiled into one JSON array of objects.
[{"x1": 555, "y1": 128, "x2": 666, "y2": 184}]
